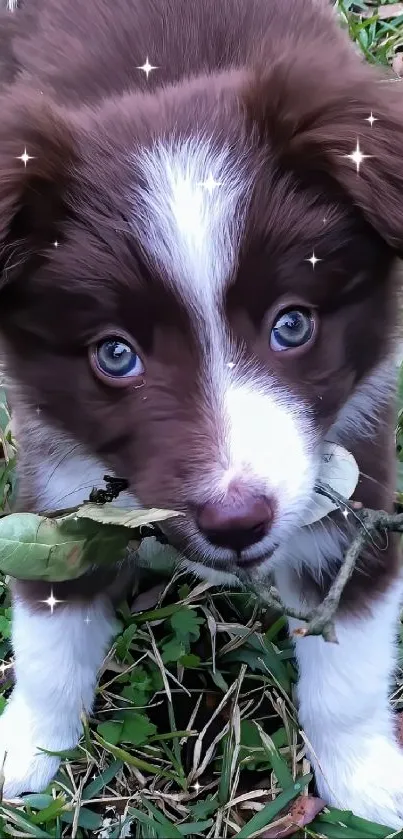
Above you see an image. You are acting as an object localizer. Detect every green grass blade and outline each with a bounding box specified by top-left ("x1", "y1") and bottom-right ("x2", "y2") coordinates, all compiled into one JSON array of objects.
[{"x1": 235, "y1": 774, "x2": 312, "y2": 839}]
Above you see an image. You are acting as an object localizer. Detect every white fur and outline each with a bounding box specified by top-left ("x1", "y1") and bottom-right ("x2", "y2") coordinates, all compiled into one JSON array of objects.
[
  {"x1": 133, "y1": 137, "x2": 248, "y2": 316},
  {"x1": 223, "y1": 381, "x2": 316, "y2": 509},
  {"x1": 10, "y1": 410, "x2": 135, "y2": 512},
  {"x1": 276, "y1": 570, "x2": 403, "y2": 830},
  {"x1": 330, "y1": 359, "x2": 396, "y2": 442},
  {"x1": 0, "y1": 596, "x2": 116, "y2": 797}
]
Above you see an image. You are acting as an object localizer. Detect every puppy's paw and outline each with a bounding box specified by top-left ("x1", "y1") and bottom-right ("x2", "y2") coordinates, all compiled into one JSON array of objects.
[
  {"x1": 0, "y1": 692, "x2": 79, "y2": 797},
  {"x1": 315, "y1": 735, "x2": 403, "y2": 830}
]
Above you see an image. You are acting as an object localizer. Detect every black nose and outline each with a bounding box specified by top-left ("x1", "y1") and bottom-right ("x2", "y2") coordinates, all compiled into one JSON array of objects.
[{"x1": 196, "y1": 496, "x2": 274, "y2": 552}]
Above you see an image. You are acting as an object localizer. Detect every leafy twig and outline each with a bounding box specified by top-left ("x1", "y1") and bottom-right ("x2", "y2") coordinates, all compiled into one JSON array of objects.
[
  {"x1": 38, "y1": 475, "x2": 403, "y2": 644},
  {"x1": 258, "y1": 480, "x2": 403, "y2": 643}
]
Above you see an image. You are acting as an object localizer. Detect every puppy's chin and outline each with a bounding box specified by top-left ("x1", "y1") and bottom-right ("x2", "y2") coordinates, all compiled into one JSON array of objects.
[{"x1": 182, "y1": 558, "x2": 242, "y2": 588}]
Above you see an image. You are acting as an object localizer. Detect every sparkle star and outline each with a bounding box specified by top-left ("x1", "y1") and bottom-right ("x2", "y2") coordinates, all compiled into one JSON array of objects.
[
  {"x1": 365, "y1": 112, "x2": 377, "y2": 127},
  {"x1": 137, "y1": 57, "x2": 158, "y2": 79},
  {"x1": 342, "y1": 508, "x2": 349, "y2": 519},
  {"x1": 193, "y1": 781, "x2": 201, "y2": 793},
  {"x1": 344, "y1": 139, "x2": 371, "y2": 173},
  {"x1": 36, "y1": 406, "x2": 41, "y2": 415},
  {"x1": 84, "y1": 614, "x2": 92, "y2": 625},
  {"x1": 53, "y1": 240, "x2": 59, "y2": 248},
  {"x1": 16, "y1": 147, "x2": 35, "y2": 167},
  {"x1": 306, "y1": 251, "x2": 321, "y2": 269},
  {"x1": 41, "y1": 587, "x2": 63, "y2": 614},
  {"x1": 198, "y1": 173, "x2": 222, "y2": 193}
]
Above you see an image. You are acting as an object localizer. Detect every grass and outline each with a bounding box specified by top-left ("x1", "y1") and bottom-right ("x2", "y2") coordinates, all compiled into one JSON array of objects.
[{"x1": 1, "y1": 2, "x2": 403, "y2": 837}]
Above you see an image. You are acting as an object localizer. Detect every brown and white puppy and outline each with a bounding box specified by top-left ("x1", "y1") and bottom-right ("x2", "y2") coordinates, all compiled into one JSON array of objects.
[{"x1": 0, "y1": 0, "x2": 403, "y2": 824}]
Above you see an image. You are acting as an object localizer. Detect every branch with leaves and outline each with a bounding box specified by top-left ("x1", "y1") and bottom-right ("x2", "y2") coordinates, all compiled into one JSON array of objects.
[
  {"x1": 0, "y1": 474, "x2": 401, "y2": 644},
  {"x1": 257, "y1": 480, "x2": 403, "y2": 643}
]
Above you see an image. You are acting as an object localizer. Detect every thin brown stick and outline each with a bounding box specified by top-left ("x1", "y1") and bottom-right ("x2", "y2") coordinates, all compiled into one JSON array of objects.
[{"x1": 256, "y1": 481, "x2": 403, "y2": 644}]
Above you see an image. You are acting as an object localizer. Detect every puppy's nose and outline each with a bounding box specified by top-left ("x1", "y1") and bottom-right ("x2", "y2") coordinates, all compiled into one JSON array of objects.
[{"x1": 196, "y1": 496, "x2": 273, "y2": 552}]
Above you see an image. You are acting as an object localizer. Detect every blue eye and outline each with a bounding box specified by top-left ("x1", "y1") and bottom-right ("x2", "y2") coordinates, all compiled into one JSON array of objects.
[
  {"x1": 270, "y1": 309, "x2": 314, "y2": 351},
  {"x1": 92, "y1": 337, "x2": 144, "y2": 381}
]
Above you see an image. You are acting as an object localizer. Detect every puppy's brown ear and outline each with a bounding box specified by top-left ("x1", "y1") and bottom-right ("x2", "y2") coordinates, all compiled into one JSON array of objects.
[
  {"x1": 244, "y1": 46, "x2": 403, "y2": 252},
  {"x1": 0, "y1": 88, "x2": 77, "y2": 285}
]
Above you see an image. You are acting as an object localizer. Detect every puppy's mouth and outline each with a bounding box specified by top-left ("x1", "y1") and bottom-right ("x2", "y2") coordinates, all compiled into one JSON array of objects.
[
  {"x1": 162, "y1": 518, "x2": 280, "y2": 574},
  {"x1": 234, "y1": 545, "x2": 278, "y2": 570}
]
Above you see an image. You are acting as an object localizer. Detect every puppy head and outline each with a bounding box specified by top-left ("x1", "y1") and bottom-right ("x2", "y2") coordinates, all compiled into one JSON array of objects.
[{"x1": 0, "y1": 58, "x2": 401, "y2": 582}]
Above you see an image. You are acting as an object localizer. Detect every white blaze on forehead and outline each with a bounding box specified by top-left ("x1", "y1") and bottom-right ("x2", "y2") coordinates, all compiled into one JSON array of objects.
[{"x1": 132, "y1": 137, "x2": 247, "y2": 313}]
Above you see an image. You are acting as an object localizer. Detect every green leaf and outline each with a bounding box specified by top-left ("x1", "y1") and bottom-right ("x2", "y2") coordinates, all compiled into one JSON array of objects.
[
  {"x1": 239, "y1": 722, "x2": 288, "y2": 769},
  {"x1": 75, "y1": 504, "x2": 181, "y2": 528},
  {"x1": 0, "y1": 502, "x2": 182, "y2": 583},
  {"x1": 97, "y1": 722, "x2": 123, "y2": 745},
  {"x1": 0, "y1": 512, "x2": 130, "y2": 582},
  {"x1": 222, "y1": 633, "x2": 291, "y2": 692},
  {"x1": 0, "y1": 615, "x2": 11, "y2": 640},
  {"x1": 179, "y1": 653, "x2": 201, "y2": 668},
  {"x1": 30, "y1": 796, "x2": 66, "y2": 825},
  {"x1": 162, "y1": 637, "x2": 186, "y2": 663},
  {"x1": 82, "y1": 759, "x2": 123, "y2": 800},
  {"x1": 37, "y1": 746, "x2": 83, "y2": 759},
  {"x1": 177, "y1": 820, "x2": 214, "y2": 835},
  {"x1": 136, "y1": 538, "x2": 182, "y2": 575},
  {"x1": 0, "y1": 804, "x2": 53, "y2": 837},
  {"x1": 121, "y1": 668, "x2": 153, "y2": 705},
  {"x1": 115, "y1": 624, "x2": 138, "y2": 661},
  {"x1": 313, "y1": 809, "x2": 394, "y2": 838},
  {"x1": 94, "y1": 732, "x2": 177, "y2": 780},
  {"x1": 120, "y1": 712, "x2": 157, "y2": 745},
  {"x1": 189, "y1": 796, "x2": 218, "y2": 819},
  {"x1": 21, "y1": 795, "x2": 54, "y2": 811},
  {"x1": 254, "y1": 722, "x2": 294, "y2": 789},
  {"x1": 143, "y1": 800, "x2": 183, "y2": 836},
  {"x1": 128, "y1": 807, "x2": 181, "y2": 838},
  {"x1": 171, "y1": 607, "x2": 204, "y2": 645},
  {"x1": 310, "y1": 823, "x2": 376, "y2": 839},
  {"x1": 235, "y1": 775, "x2": 312, "y2": 838},
  {"x1": 61, "y1": 808, "x2": 103, "y2": 830}
]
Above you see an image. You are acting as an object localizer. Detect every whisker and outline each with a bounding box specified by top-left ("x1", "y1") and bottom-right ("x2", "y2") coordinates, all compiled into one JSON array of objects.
[
  {"x1": 42, "y1": 443, "x2": 83, "y2": 495},
  {"x1": 45, "y1": 481, "x2": 102, "y2": 510}
]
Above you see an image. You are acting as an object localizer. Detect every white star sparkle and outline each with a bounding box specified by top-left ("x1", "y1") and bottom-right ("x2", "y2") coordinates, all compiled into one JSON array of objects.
[
  {"x1": 193, "y1": 781, "x2": 201, "y2": 793},
  {"x1": 365, "y1": 112, "x2": 377, "y2": 127},
  {"x1": 16, "y1": 147, "x2": 35, "y2": 167},
  {"x1": 36, "y1": 406, "x2": 41, "y2": 415},
  {"x1": 197, "y1": 173, "x2": 222, "y2": 194},
  {"x1": 84, "y1": 614, "x2": 92, "y2": 625},
  {"x1": 306, "y1": 251, "x2": 321, "y2": 269},
  {"x1": 344, "y1": 139, "x2": 371, "y2": 173},
  {"x1": 53, "y1": 240, "x2": 59, "y2": 248},
  {"x1": 137, "y1": 57, "x2": 158, "y2": 79},
  {"x1": 342, "y1": 508, "x2": 349, "y2": 519},
  {"x1": 41, "y1": 587, "x2": 64, "y2": 614}
]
